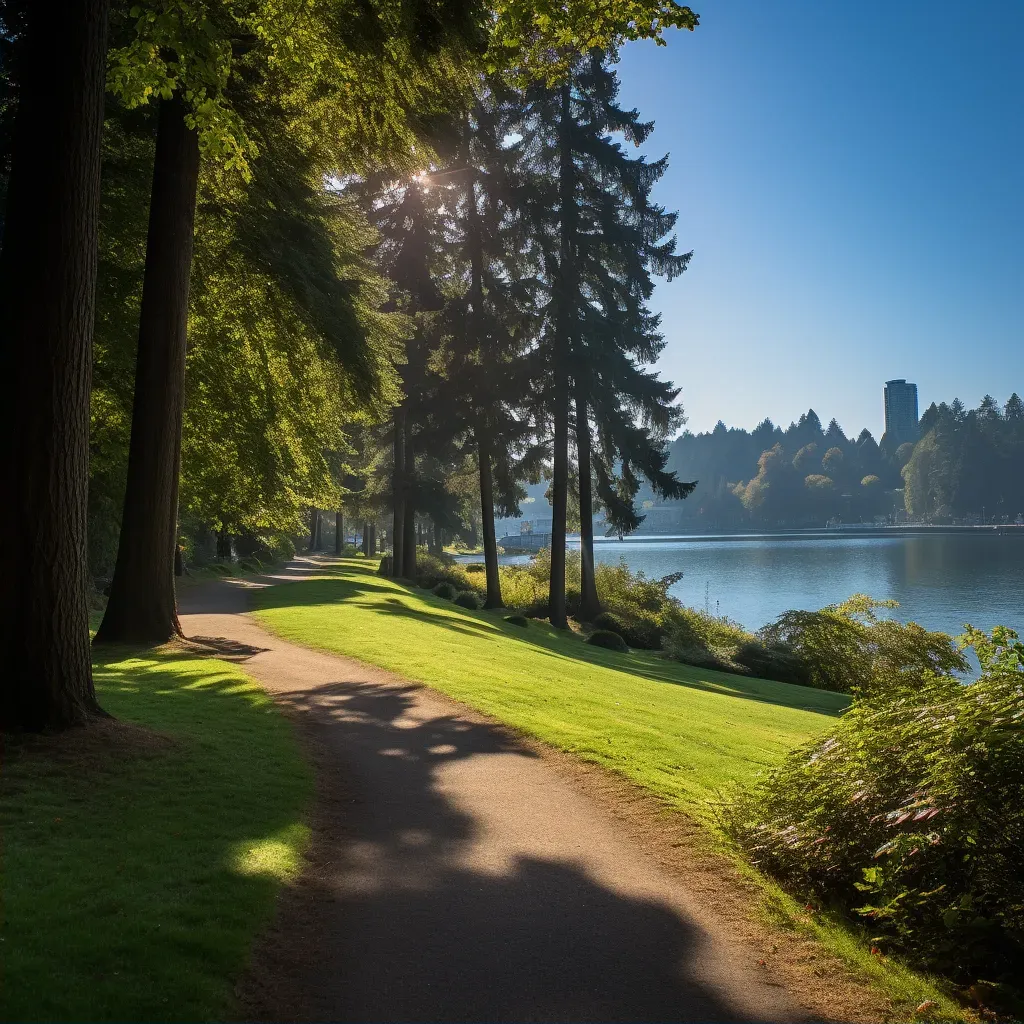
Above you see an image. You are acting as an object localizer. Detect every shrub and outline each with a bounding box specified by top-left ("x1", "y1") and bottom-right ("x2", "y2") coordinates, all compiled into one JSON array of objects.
[
  {"x1": 661, "y1": 604, "x2": 755, "y2": 672},
  {"x1": 593, "y1": 610, "x2": 665, "y2": 650},
  {"x1": 417, "y1": 552, "x2": 478, "y2": 595},
  {"x1": 377, "y1": 555, "x2": 392, "y2": 576},
  {"x1": 465, "y1": 563, "x2": 485, "y2": 573},
  {"x1": 733, "y1": 640, "x2": 809, "y2": 686},
  {"x1": 586, "y1": 629, "x2": 628, "y2": 652},
  {"x1": 504, "y1": 614, "x2": 529, "y2": 628},
  {"x1": 725, "y1": 625, "x2": 1024, "y2": 983},
  {"x1": 454, "y1": 591, "x2": 481, "y2": 610},
  {"x1": 757, "y1": 595, "x2": 966, "y2": 693},
  {"x1": 432, "y1": 582, "x2": 457, "y2": 600}
]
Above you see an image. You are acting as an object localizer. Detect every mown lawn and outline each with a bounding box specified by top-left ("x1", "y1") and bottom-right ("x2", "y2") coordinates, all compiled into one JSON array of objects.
[
  {"x1": 0, "y1": 649, "x2": 312, "y2": 1022},
  {"x1": 253, "y1": 559, "x2": 848, "y2": 815}
]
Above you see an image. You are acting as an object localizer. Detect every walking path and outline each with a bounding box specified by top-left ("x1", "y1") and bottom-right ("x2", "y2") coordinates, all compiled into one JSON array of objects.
[{"x1": 178, "y1": 561, "x2": 809, "y2": 1023}]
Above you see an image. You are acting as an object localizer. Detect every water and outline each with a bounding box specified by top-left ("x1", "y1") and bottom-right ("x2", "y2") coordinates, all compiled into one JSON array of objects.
[{"x1": 459, "y1": 532, "x2": 1024, "y2": 637}]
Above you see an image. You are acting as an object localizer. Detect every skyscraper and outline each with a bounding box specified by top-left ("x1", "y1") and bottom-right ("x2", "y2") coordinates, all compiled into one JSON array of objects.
[{"x1": 883, "y1": 379, "x2": 919, "y2": 444}]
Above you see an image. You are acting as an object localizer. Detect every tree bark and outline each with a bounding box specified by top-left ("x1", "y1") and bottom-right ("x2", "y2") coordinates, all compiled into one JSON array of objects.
[
  {"x1": 477, "y1": 429, "x2": 504, "y2": 608},
  {"x1": 361, "y1": 521, "x2": 369, "y2": 556},
  {"x1": 576, "y1": 384, "x2": 601, "y2": 620},
  {"x1": 392, "y1": 405, "x2": 406, "y2": 576},
  {"x1": 402, "y1": 424, "x2": 417, "y2": 578},
  {"x1": 369, "y1": 522, "x2": 377, "y2": 555},
  {"x1": 548, "y1": 80, "x2": 575, "y2": 630},
  {"x1": 335, "y1": 512, "x2": 344, "y2": 555},
  {"x1": 308, "y1": 509, "x2": 319, "y2": 551},
  {"x1": 0, "y1": 0, "x2": 110, "y2": 730},
  {"x1": 313, "y1": 513, "x2": 322, "y2": 551},
  {"x1": 95, "y1": 95, "x2": 200, "y2": 644}
]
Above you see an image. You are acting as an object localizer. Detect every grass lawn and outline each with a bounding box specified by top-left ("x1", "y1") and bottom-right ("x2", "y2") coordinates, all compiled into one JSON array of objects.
[
  {"x1": 0, "y1": 648, "x2": 312, "y2": 1022},
  {"x1": 253, "y1": 558, "x2": 848, "y2": 816}
]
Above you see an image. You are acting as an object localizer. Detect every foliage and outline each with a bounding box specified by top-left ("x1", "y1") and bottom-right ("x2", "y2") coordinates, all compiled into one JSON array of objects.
[
  {"x1": 454, "y1": 590, "x2": 482, "y2": 610},
  {"x1": 586, "y1": 628, "x2": 628, "y2": 651},
  {"x1": 757, "y1": 595, "x2": 967, "y2": 694},
  {"x1": 432, "y1": 581, "x2": 458, "y2": 600},
  {"x1": 503, "y1": 613, "x2": 529, "y2": 627},
  {"x1": 726, "y1": 626, "x2": 1024, "y2": 983}
]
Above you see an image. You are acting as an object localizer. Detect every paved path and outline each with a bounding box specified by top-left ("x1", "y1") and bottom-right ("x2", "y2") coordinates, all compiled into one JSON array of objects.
[{"x1": 179, "y1": 561, "x2": 807, "y2": 1023}]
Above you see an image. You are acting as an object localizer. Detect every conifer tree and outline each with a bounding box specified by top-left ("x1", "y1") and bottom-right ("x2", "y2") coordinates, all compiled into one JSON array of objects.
[{"x1": 520, "y1": 50, "x2": 694, "y2": 626}]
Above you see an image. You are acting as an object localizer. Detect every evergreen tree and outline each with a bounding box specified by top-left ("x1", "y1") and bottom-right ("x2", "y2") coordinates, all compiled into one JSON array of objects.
[{"x1": 520, "y1": 51, "x2": 694, "y2": 625}]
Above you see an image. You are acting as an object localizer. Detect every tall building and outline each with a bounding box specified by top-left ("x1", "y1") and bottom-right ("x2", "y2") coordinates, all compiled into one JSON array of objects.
[{"x1": 883, "y1": 379, "x2": 919, "y2": 444}]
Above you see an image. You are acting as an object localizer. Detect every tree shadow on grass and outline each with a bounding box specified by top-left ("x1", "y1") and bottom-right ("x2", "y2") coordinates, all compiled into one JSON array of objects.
[{"x1": 244, "y1": 677, "x2": 788, "y2": 1023}]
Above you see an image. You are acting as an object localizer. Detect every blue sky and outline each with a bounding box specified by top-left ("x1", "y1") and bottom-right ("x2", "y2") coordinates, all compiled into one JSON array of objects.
[{"x1": 615, "y1": 0, "x2": 1024, "y2": 439}]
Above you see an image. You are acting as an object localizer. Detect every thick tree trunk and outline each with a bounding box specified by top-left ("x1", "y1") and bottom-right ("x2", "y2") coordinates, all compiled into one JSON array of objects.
[
  {"x1": 361, "y1": 521, "x2": 369, "y2": 556},
  {"x1": 0, "y1": 0, "x2": 110, "y2": 730},
  {"x1": 477, "y1": 430, "x2": 503, "y2": 608},
  {"x1": 402, "y1": 425, "x2": 417, "y2": 578},
  {"x1": 392, "y1": 406, "x2": 406, "y2": 576},
  {"x1": 335, "y1": 512, "x2": 344, "y2": 556},
  {"x1": 548, "y1": 80, "x2": 575, "y2": 630},
  {"x1": 576, "y1": 385, "x2": 601, "y2": 620},
  {"x1": 96, "y1": 95, "x2": 200, "y2": 644},
  {"x1": 313, "y1": 513, "x2": 322, "y2": 551},
  {"x1": 369, "y1": 523, "x2": 377, "y2": 555}
]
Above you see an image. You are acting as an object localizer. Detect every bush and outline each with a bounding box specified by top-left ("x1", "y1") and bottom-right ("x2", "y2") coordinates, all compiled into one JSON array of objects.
[
  {"x1": 733, "y1": 640, "x2": 809, "y2": 686},
  {"x1": 586, "y1": 629, "x2": 628, "y2": 652},
  {"x1": 661, "y1": 604, "x2": 755, "y2": 672},
  {"x1": 757, "y1": 595, "x2": 966, "y2": 693},
  {"x1": 725, "y1": 625, "x2": 1024, "y2": 983},
  {"x1": 453, "y1": 591, "x2": 481, "y2": 610},
  {"x1": 465, "y1": 563, "x2": 485, "y2": 573},
  {"x1": 377, "y1": 555, "x2": 392, "y2": 576},
  {"x1": 593, "y1": 610, "x2": 665, "y2": 650},
  {"x1": 416, "y1": 552, "x2": 477, "y2": 595},
  {"x1": 432, "y1": 582, "x2": 457, "y2": 600},
  {"x1": 504, "y1": 614, "x2": 529, "y2": 628}
]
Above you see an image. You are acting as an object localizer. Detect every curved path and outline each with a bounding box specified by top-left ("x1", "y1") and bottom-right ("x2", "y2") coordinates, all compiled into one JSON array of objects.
[{"x1": 179, "y1": 561, "x2": 808, "y2": 1023}]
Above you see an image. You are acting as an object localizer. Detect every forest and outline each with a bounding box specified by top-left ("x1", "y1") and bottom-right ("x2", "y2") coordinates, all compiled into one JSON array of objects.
[
  {"x1": 657, "y1": 394, "x2": 1024, "y2": 530},
  {"x1": 0, "y1": 0, "x2": 701, "y2": 731}
]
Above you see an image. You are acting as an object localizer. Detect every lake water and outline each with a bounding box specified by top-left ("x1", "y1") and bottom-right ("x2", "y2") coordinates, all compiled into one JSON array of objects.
[{"x1": 461, "y1": 532, "x2": 1024, "y2": 638}]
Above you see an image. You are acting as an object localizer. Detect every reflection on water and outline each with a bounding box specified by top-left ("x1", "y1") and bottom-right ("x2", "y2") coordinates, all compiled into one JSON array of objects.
[{"x1": 460, "y1": 534, "x2": 1024, "y2": 636}]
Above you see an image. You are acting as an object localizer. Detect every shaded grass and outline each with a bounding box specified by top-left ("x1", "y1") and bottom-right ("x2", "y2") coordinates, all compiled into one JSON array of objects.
[
  {"x1": 253, "y1": 559, "x2": 847, "y2": 816},
  {"x1": 0, "y1": 649, "x2": 312, "y2": 1022}
]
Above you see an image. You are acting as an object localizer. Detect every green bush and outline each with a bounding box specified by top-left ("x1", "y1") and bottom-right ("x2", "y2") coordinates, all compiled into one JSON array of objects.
[
  {"x1": 725, "y1": 625, "x2": 1024, "y2": 984},
  {"x1": 661, "y1": 604, "x2": 755, "y2": 672},
  {"x1": 465, "y1": 563, "x2": 485, "y2": 573},
  {"x1": 592, "y1": 609, "x2": 665, "y2": 650},
  {"x1": 432, "y1": 582, "x2": 457, "y2": 600},
  {"x1": 504, "y1": 614, "x2": 529, "y2": 628},
  {"x1": 377, "y1": 555, "x2": 392, "y2": 576},
  {"x1": 733, "y1": 640, "x2": 809, "y2": 686},
  {"x1": 453, "y1": 591, "x2": 482, "y2": 610},
  {"x1": 417, "y1": 552, "x2": 477, "y2": 595},
  {"x1": 757, "y1": 595, "x2": 966, "y2": 693},
  {"x1": 586, "y1": 629, "x2": 628, "y2": 652}
]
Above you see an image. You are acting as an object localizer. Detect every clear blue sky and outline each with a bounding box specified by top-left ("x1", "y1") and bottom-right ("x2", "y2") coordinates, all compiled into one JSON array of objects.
[{"x1": 615, "y1": 0, "x2": 1024, "y2": 440}]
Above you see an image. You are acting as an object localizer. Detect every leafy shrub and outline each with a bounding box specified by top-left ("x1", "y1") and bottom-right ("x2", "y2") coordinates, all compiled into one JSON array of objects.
[
  {"x1": 586, "y1": 629, "x2": 628, "y2": 652},
  {"x1": 726, "y1": 626, "x2": 1024, "y2": 982},
  {"x1": 733, "y1": 640, "x2": 809, "y2": 686},
  {"x1": 497, "y1": 567, "x2": 547, "y2": 612},
  {"x1": 377, "y1": 555, "x2": 392, "y2": 576},
  {"x1": 661, "y1": 604, "x2": 755, "y2": 671},
  {"x1": 757, "y1": 595, "x2": 966, "y2": 693},
  {"x1": 593, "y1": 610, "x2": 664, "y2": 650},
  {"x1": 432, "y1": 582, "x2": 457, "y2": 600},
  {"x1": 417, "y1": 552, "x2": 477, "y2": 594},
  {"x1": 504, "y1": 614, "x2": 529, "y2": 628},
  {"x1": 465, "y1": 563, "x2": 485, "y2": 573},
  {"x1": 453, "y1": 591, "x2": 482, "y2": 611}
]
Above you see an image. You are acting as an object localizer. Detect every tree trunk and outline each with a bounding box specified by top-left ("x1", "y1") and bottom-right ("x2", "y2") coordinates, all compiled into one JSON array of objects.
[
  {"x1": 0, "y1": 0, "x2": 110, "y2": 730},
  {"x1": 361, "y1": 521, "x2": 368, "y2": 556},
  {"x1": 369, "y1": 522, "x2": 377, "y2": 554},
  {"x1": 313, "y1": 513, "x2": 322, "y2": 551},
  {"x1": 95, "y1": 95, "x2": 200, "y2": 644},
  {"x1": 392, "y1": 406, "x2": 406, "y2": 576},
  {"x1": 576, "y1": 385, "x2": 601, "y2": 620},
  {"x1": 548, "y1": 79, "x2": 575, "y2": 630},
  {"x1": 477, "y1": 429, "x2": 503, "y2": 608},
  {"x1": 308, "y1": 509, "x2": 319, "y2": 551},
  {"x1": 335, "y1": 512, "x2": 344, "y2": 555},
  {"x1": 402, "y1": 424, "x2": 417, "y2": 578},
  {"x1": 216, "y1": 532, "x2": 232, "y2": 559}
]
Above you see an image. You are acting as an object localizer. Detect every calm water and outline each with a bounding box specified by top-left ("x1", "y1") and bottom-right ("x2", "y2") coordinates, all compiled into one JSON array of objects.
[{"x1": 462, "y1": 533, "x2": 1024, "y2": 637}]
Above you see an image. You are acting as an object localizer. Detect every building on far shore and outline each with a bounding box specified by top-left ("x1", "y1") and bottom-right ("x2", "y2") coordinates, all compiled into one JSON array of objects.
[{"x1": 883, "y1": 379, "x2": 919, "y2": 445}]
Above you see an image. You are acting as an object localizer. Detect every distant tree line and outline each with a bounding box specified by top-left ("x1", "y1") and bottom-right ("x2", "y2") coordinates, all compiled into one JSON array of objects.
[{"x1": 662, "y1": 395, "x2": 1024, "y2": 529}]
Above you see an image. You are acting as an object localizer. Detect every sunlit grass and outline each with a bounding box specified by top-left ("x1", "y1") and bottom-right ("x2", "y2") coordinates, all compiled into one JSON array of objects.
[{"x1": 0, "y1": 650, "x2": 312, "y2": 1022}]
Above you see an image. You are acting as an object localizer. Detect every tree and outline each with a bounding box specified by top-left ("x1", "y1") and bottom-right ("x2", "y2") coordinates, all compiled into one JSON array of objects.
[
  {"x1": 0, "y1": 0, "x2": 110, "y2": 729},
  {"x1": 520, "y1": 51, "x2": 693, "y2": 625}
]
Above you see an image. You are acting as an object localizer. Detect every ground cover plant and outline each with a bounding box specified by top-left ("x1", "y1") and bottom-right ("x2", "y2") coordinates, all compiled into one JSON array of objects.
[
  {"x1": 0, "y1": 650, "x2": 311, "y2": 1021},
  {"x1": 726, "y1": 625, "x2": 1024, "y2": 1000}
]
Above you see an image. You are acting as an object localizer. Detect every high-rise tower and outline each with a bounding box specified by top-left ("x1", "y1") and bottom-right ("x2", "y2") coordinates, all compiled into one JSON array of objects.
[{"x1": 883, "y1": 379, "x2": 919, "y2": 444}]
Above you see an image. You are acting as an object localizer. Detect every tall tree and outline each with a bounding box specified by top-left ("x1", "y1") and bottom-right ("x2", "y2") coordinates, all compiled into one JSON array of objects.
[{"x1": 0, "y1": 0, "x2": 110, "y2": 729}]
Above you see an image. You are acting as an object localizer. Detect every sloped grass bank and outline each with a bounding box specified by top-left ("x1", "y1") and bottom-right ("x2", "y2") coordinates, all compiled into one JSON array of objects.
[
  {"x1": 0, "y1": 650, "x2": 312, "y2": 1022},
  {"x1": 253, "y1": 559, "x2": 846, "y2": 814}
]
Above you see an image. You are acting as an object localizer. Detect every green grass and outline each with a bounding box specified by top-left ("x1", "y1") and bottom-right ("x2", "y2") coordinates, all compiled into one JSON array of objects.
[
  {"x1": 253, "y1": 558, "x2": 847, "y2": 815},
  {"x1": 0, "y1": 649, "x2": 312, "y2": 1022}
]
